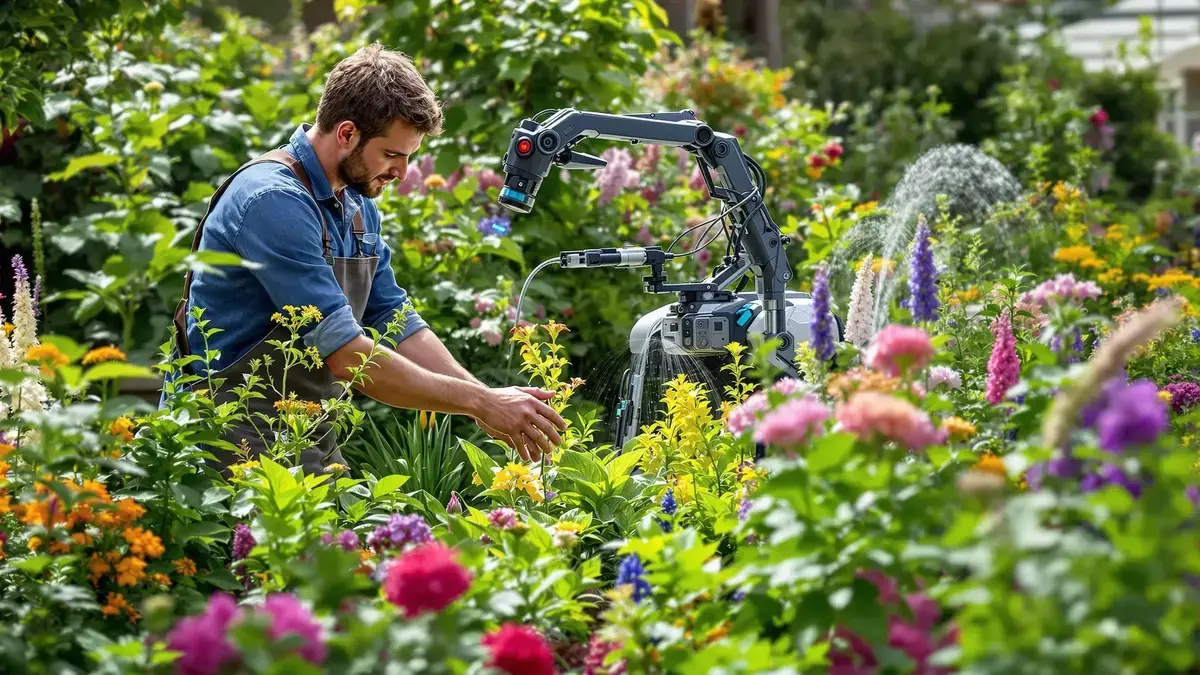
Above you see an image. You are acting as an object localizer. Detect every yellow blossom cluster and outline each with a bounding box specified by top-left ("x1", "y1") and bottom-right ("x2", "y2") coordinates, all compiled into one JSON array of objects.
[
  {"x1": 274, "y1": 398, "x2": 323, "y2": 417},
  {"x1": 491, "y1": 462, "x2": 545, "y2": 502},
  {"x1": 82, "y1": 345, "x2": 126, "y2": 365},
  {"x1": 942, "y1": 417, "x2": 977, "y2": 443}
]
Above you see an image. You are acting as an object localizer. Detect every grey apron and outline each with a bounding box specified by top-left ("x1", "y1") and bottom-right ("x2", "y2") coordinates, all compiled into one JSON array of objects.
[{"x1": 172, "y1": 148, "x2": 379, "y2": 475}]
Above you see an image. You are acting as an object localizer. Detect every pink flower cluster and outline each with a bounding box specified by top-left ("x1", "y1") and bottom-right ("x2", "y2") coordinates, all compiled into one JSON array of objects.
[
  {"x1": 753, "y1": 395, "x2": 831, "y2": 448},
  {"x1": 1020, "y1": 273, "x2": 1102, "y2": 308},
  {"x1": 595, "y1": 148, "x2": 640, "y2": 206},
  {"x1": 830, "y1": 570, "x2": 958, "y2": 675},
  {"x1": 166, "y1": 593, "x2": 325, "y2": 675},
  {"x1": 866, "y1": 325, "x2": 935, "y2": 377},
  {"x1": 395, "y1": 156, "x2": 504, "y2": 197},
  {"x1": 835, "y1": 391, "x2": 946, "y2": 451},
  {"x1": 985, "y1": 312, "x2": 1020, "y2": 405},
  {"x1": 725, "y1": 378, "x2": 811, "y2": 437}
]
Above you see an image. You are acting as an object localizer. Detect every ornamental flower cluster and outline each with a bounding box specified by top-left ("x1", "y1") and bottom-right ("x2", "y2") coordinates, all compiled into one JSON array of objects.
[
  {"x1": 1020, "y1": 273, "x2": 1102, "y2": 308},
  {"x1": 366, "y1": 512, "x2": 433, "y2": 552},
  {"x1": 166, "y1": 593, "x2": 326, "y2": 673}
]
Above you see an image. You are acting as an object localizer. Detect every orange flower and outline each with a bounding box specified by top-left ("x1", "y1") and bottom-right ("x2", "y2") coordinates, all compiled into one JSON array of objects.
[
  {"x1": 122, "y1": 527, "x2": 165, "y2": 558},
  {"x1": 109, "y1": 417, "x2": 135, "y2": 443},
  {"x1": 173, "y1": 557, "x2": 197, "y2": 576},
  {"x1": 48, "y1": 540, "x2": 71, "y2": 555},
  {"x1": 0, "y1": 443, "x2": 12, "y2": 458},
  {"x1": 82, "y1": 345, "x2": 126, "y2": 365},
  {"x1": 971, "y1": 453, "x2": 1006, "y2": 477},
  {"x1": 24, "y1": 343, "x2": 69, "y2": 374},
  {"x1": 149, "y1": 572, "x2": 172, "y2": 587},
  {"x1": 942, "y1": 417, "x2": 977, "y2": 443},
  {"x1": 89, "y1": 553, "x2": 111, "y2": 585},
  {"x1": 114, "y1": 556, "x2": 147, "y2": 586}
]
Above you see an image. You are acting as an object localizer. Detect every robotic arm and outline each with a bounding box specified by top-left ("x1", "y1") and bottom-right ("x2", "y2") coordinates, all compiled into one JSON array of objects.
[{"x1": 497, "y1": 108, "x2": 799, "y2": 378}]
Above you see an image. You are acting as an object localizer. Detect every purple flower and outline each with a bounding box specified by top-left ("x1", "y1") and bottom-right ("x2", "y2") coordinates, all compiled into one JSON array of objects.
[
  {"x1": 232, "y1": 523, "x2": 255, "y2": 560},
  {"x1": 810, "y1": 263, "x2": 835, "y2": 362},
  {"x1": 1081, "y1": 463, "x2": 1142, "y2": 498},
  {"x1": 166, "y1": 594, "x2": 240, "y2": 675},
  {"x1": 262, "y1": 593, "x2": 326, "y2": 665},
  {"x1": 908, "y1": 215, "x2": 939, "y2": 323},
  {"x1": 335, "y1": 530, "x2": 359, "y2": 551},
  {"x1": 11, "y1": 254, "x2": 27, "y2": 283},
  {"x1": 1164, "y1": 381, "x2": 1200, "y2": 414},
  {"x1": 1024, "y1": 453, "x2": 1082, "y2": 491},
  {"x1": 367, "y1": 513, "x2": 433, "y2": 552},
  {"x1": 446, "y1": 492, "x2": 463, "y2": 514},
  {"x1": 1092, "y1": 379, "x2": 1168, "y2": 453},
  {"x1": 615, "y1": 554, "x2": 652, "y2": 603},
  {"x1": 595, "y1": 148, "x2": 640, "y2": 205},
  {"x1": 1191, "y1": 327, "x2": 1199, "y2": 343},
  {"x1": 477, "y1": 215, "x2": 511, "y2": 237},
  {"x1": 738, "y1": 498, "x2": 751, "y2": 521}
]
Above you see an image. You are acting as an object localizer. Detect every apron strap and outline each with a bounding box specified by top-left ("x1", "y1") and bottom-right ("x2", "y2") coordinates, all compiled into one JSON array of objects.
[{"x1": 172, "y1": 147, "x2": 333, "y2": 361}]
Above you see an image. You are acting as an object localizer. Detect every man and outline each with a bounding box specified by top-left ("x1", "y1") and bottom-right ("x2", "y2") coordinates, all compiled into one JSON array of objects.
[{"x1": 166, "y1": 43, "x2": 565, "y2": 473}]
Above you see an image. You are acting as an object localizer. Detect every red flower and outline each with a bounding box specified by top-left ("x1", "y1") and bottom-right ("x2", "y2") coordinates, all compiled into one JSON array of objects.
[
  {"x1": 483, "y1": 623, "x2": 557, "y2": 675},
  {"x1": 1048, "y1": 79, "x2": 1060, "y2": 90},
  {"x1": 1090, "y1": 108, "x2": 1109, "y2": 127},
  {"x1": 383, "y1": 542, "x2": 472, "y2": 618},
  {"x1": 807, "y1": 153, "x2": 826, "y2": 169},
  {"x1": 823, "y1": 142, "x2": 844, "y2": 160}
]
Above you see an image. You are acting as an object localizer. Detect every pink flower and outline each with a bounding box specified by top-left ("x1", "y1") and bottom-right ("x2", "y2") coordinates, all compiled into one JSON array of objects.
[
  {"x1": 1021, "y1": 273, "x2": 1102, "y2": 308},
  {"x1": 753, "y1": 395, "x2": 830, "y2": 447},
  {"x1": 866, "y1": 325, "x2": 935, "y2": 377},
  {"x1": 384, "y1": 542, "x2": 473, "y2": 618},
  {"x1": 470, "y1": 317, "x2": 482, "y2": 328},
  {"x1": 395, "y1": 164, "x2": 424, "y2": 196},
  {"x1": 166, "y1": 594, "x2": 240, "y2": 675},
  {"x1": 726, "y1": 391, "x2": 768, "y2": 437},
  {"x1": 927, "y1": 366, "x2": 961, "y2": 390},
  {"x1": 1090, "y1": 108, "x2": 1109, "y2": 127},
  {"x1": 489, "y1": 507, "x2": 518, "y2": 529},
  {"x1": 475, "y1": 298, "x2": 496, "y2": 314},
  {"x1": 771, "y1": 377, "x2": 805, "y2": 396},
  {"x1": 262, "y1": 594, "x2": 326, "y2": 665},
  {"x1": 483, "y1": 623, "x2": 558, "y2": 675},
  {"x1": 482, "y1": 328, "x2": 503, "y2": 346},
  {"x1": 985, "y1": 312, "x2": 1020, "y2": 405},
  {"x1": 835, "y1": 391, "x2": 946, "y2": 451}
]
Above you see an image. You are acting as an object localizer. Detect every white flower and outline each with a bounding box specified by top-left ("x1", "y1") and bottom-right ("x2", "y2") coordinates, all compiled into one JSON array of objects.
[
  {"x1": 845, "y1": 254, "x2": 876, "y2": 347},
  {"x1": 928, "y1": 365, "x2": 962, "y2": 390}
]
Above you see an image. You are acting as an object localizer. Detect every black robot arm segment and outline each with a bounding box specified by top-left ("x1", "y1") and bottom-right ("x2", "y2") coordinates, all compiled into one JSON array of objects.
[{"x1": 497, "y1": 107, "x2": 797, "y2": 376}]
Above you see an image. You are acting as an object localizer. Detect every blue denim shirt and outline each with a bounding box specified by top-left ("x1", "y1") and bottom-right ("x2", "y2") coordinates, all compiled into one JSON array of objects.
[{"x1": 165, "y1": 123, "x2": 427, "y2": 392}]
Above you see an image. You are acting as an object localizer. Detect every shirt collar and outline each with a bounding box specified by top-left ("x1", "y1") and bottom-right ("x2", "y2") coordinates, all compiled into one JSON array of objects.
[{"x1": 289, "y1": 123, "x2": 363, "y2": 205}]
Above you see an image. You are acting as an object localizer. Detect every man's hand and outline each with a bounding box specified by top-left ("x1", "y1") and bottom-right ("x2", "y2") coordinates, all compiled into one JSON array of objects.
[{"x1": 472, "y1": 387, "x2": 566, "y2": 462}]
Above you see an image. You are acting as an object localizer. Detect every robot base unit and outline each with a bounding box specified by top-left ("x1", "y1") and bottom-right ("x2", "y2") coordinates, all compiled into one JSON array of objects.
[{"x1": 613, "y1": 291, "x2": 840, "y2": 448}]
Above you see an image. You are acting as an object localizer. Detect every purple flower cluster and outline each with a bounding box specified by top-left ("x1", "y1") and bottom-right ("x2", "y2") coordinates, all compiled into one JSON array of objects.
[
  {"x1": 810, "y1": 263, "x2": 835, "y2": 362},
  {"x1": 1082, "y1": 378, "x2": 1169, "y2": 454},
  {"x1": 321, "y1": 529, "x2": 360, "y2": 552},
  {"x1": 1164, "y1": 381, "x2": 1200, "y2": 414},
  {"x1": 595, "y1": 148, "x2": 640, "y2": 206},
  {"x1": 367, "y1": 513, "x2": 432, "y2": 552},
  {"x1": 232, "y1": 523, "x2": 255, "y2": 560},
  {"x1": 908, "y1": 216, "x2": 939, "y2": 323}
]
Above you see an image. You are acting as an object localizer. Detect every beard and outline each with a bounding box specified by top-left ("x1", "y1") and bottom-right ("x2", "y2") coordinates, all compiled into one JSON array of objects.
[{"x1": 337, "y1": 144, "x2": 391, "y2": 198}]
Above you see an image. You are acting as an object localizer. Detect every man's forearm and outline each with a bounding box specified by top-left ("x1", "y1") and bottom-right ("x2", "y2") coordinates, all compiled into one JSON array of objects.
[
  {"x1": 393, "y1": 326, "x2": 485, "y2": 385},
  {"x1": 327, "y1": 335, "x2": 490, "y2": 416}
]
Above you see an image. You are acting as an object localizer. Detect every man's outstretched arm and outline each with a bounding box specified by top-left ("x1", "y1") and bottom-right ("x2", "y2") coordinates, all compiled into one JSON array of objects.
[{"x1": 393, "y1": 326, "x2": 485, "y2": 385}]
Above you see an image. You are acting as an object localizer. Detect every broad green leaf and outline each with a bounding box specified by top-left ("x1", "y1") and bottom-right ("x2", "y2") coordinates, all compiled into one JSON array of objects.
[
  {"x1": 460, "y1": 439, "x2": 499, "y2": 482},
  {"x1": 807, "y1": 432, "x2": 855, "y2": 474},
  {"x1": 558, "y1": 450, "x2": 605, "y2": 484},
  {"x1": 372, "y1": 474, "x2": 411, "y2": 499},
  {"x1": 46, "y1": 153, "x2": 120, "y2": 182},
  {"x1": 83, "y1": 362, "x2": 156, "y2": 382},
  {"x1": 175, "y1": 521, "x2": 231, "y2": 544},
  {"x1": 11, "y1": 554, "x2": 54, "y2": 575},
  {"x1": 39, "y1": 334, "x2": 87, "y2": 362}
]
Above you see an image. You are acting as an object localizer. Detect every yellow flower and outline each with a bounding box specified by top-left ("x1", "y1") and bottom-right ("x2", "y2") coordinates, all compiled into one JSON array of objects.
[
  {"x1": 1145, "y1": 269, "x2": 1200, "y2": 292},
  {"x1": 854, "y1": 200, "x2": 879, "y2": 215},
  {"x1": 109, "y1": 417, "x2": 135, "y2": 443},
  {"x1": 1, "y1": 322, "x2": 12, "y2": 335},
  {"x1": 24, "y1": 343, "x2": 69, "y2": 374},
  {"x1": 274, "y1": 398, "x2": 323, "y2": 417},
  {"x1": 1053, "y1": 245, "x2": 1104, "y2": 269},
  {"x1": 82, "y1": 345, "x2": 127, "y2": 365},
  {"x1": 970, "y1": 453, "x2": 1006, "y2": 477},
  {"x1": 173, "y1": 557, "x2": 198, "y2": 576},
  {"x1": 324, "y1": 463, "x2": 350, "y2": 474},
  {"x1": 942, "y1": 417, "x2": 977, "y2": 443},
  {"x1": 1159, "y1": 390, "x2": 1174, "y2": 405},
  {"x1": 424, "y1": 174, "x2": 447, "y2": 190},
  {"x1": 491, "y1": 462, "x2": 544, "y2": 502}
]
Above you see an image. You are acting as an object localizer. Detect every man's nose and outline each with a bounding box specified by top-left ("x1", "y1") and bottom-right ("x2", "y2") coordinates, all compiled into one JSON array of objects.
[{"x1": 392, "y1": 161, "x2": 408, "y2": 181}]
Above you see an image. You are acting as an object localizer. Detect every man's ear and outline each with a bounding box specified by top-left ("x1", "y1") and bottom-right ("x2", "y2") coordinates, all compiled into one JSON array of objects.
[{"x1": 335, "y1": 121, "x2": 359, "y2": 150}]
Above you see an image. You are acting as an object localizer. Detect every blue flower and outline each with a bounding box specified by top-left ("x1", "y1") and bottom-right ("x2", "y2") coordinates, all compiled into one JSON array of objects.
[
  {"x1": 477, "y1": 215, "x2": 512, "y2": 237},
  {"x1": 908, "y1": 215, "x2": 939, "y2": 323},
  {"x1": 1192, "y1": 327, "x2": 1199, "y2": 343},
  {"x1": 615, "y1": 554, "x2": 652, "y2": 603},
  {"x1": 810, "y1": 263, "x2": 835, "y2": 362},
  {"x1": 660, "y1": 488, "x2": 677, "y2": 516}
]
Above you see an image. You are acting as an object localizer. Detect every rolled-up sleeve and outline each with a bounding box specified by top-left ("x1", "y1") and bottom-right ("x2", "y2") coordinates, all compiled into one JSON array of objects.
[
  {"x1": 232, "y1": 187, "x2": 365, "y2": 358},
  {"x1": 361, "y1": 234, "x2": 428, "y2": 343}
]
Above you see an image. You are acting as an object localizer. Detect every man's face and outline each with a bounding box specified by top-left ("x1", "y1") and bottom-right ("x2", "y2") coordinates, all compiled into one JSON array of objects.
[{"x1": 338, "y1": 119, "x2": 423, "y2": 199}]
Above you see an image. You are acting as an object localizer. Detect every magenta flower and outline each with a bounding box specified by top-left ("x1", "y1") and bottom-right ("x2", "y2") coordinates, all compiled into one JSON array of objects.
[
  {"x1": 166, "y1": 594, "x2": 240, "y2": 675},
  {"x1": 753, "y1": 395, "x2": 830, "y2": 448},
  {"x1": 489, "y1": 507, "x2": 518, "y2": 530},
  {"x1": 985, "y1": 311, "x2": 1019, "y2": 405},
  {"x1": 232, "y1": 523, "x2": 255, "y2": 560},
  {"x1": 260, "y1": 593, "x2": 326, "y2": 665}
]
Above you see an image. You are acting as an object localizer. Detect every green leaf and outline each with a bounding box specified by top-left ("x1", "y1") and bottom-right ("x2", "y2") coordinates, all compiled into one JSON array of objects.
[
  {"x1": 558, "y1": 450, "x2": 605, "y2": 484},
  {"x1": 46, "y1": 153, "x2": 120, "y2": 182},
  {"x1": 807, "y1": 432, "x2": 855, "y2": 474},
  {"x1": 40, "y1": 334, "x2": 87, "y2": 363},
  {"x1": 372, "y1": 474, "x2": 411, "y2": 499},
  {"x1": 460, "y1": 439, "x2": 499, "y2": 482},
  {"x1": 0, "y1": 196, "x2": 20, "y2": 223},
  {"x1": 201, "y1": 568, "x2": 246, "y2": 591},
  {"x1": 175, "y1": 521, "x2": 231, "y2": 544},
  {"x1": 83, "y1": 362, "x2": 156, "y2": 382},
  {"x1": 11, "y1": 554, "x2": 54, "y2": 575},
  {"x1": 841, "y1": 576, "x2": 888, "y2": 645},
  {"x1": 452, "y1": 175, "x2": 478, "y2": 205}
]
